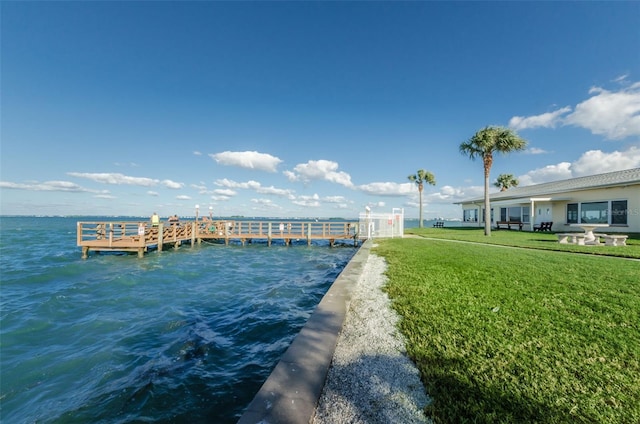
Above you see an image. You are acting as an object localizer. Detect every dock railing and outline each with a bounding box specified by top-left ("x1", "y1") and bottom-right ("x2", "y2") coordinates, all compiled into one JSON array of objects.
[{"x1": 77, "y1": 219, "x2": 360, "y2": 258}]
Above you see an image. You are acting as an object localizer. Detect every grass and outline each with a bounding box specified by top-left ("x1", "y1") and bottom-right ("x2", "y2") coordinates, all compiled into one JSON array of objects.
[
  {"x1": 373, "y1": 232, "x2": 640, "y2": 423},
  {"x1": 404, "y1": 226, "x2": 640, "y2": 259}
]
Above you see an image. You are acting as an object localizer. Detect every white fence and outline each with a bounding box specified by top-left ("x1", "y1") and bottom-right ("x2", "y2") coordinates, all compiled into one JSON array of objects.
[{"x1": 358, "y1": 208, "x2": 404, "y2": 239}]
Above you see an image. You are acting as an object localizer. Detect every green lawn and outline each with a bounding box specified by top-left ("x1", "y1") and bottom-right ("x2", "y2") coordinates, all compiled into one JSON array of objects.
[
  {"x1": 405, "y1": 227, "x2": 640, "y2": 259},
  {"x1": 374, "y1": 233, "x2": 640, "y2": 423}
]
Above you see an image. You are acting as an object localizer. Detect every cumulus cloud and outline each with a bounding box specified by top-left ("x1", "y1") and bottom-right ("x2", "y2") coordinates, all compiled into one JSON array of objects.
[
  {"x1": 211, "y1": 194, "x2": 231, "y2": 201},
  {"x1": 518, "y1": 146, "x2": 640, "y2": 185},
  {"x1": 251, "y1": 198, "x2": 275, "y2": 205},
  {"x1": 210, "y1": 151, "x2": 282, "y2": 172},
  {"x1": 162, "y1": 179, "x2": 184, "y2": 189},
  {"x1": 571, "y1": 147, "x2": 640, "y2": 176},
  {"x1": 508, "y1": 82, "x2": 640, "y2": 140},
  {"x1": 67, "y1": 172, "x2": 159, "y2": 186},
  {"x1": 564, "y1": 83, "x2": 640, "y2": 140},
  {"x1": 357, "y1": 182, "x2": 414, "y2": 196},
  {"x1": 213, "y1": 188, "x2": 237, "y2": 196},
  {"x1": 323, "y1": 195, "x2": 348, "y2": 203},
  {"x1": 191, "y1": 183, "x2": 208, "y2": 191},
  {"x1": 285, "y1": 160, "x2": 353, "y2": 188},
  {"x1": 0, "y1": 180, "x2": 104, "y2": 193},
  {"x1": 292, "y1": 194, "x2": 321, "y2": 208},
  {"x1": 256, "y1": 185, "x2": 294, "y2": 197},
  {"x1": 518, "y1": 163, "x2": 574, "y2": 186},
  {"x1": 250, "y1": 198, "x2": 282, "y2": 211},
  {"x1": 214, "y1": 178, "x2": 293, "y2": 198},
  {"x1": 509, "y1": 106, "x2": 571, "y2": 130}
]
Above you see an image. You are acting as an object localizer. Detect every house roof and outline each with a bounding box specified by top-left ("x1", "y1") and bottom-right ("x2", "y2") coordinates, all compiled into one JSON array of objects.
[{"x1": 458, "y1": 167, "x2": 640, "y2": 204}]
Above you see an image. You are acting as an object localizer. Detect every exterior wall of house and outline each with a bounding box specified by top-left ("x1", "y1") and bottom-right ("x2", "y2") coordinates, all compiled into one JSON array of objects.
[
  {"x1": 459, "y1": 184, "x2": 640, "y2": 233},
  {"x1": 549, "y1": 185, "x2": 640, "y2": 233}
]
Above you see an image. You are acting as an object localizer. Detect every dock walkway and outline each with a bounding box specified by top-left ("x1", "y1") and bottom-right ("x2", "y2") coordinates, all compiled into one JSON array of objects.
[{"x1": 77, "y1": 220, "x2": 360, "y2": 258}]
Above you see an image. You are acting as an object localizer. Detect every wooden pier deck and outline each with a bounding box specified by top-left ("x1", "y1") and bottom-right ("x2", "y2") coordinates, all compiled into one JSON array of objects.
[{"x1": 77, "y1": 220, "x2": 360, "y2": 258}]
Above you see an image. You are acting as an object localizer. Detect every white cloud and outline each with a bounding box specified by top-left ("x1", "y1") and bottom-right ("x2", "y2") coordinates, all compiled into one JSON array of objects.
[
  {"x1": 176, "y1": 195, "x2": 192, "y2": 200},
  {"x1": 518, "y1": 162, "x2": 573, "y2": 186},
  {"x1": 94, "y1": 194, "x2": 116, "y2": 199},
  {"x1": 214, "y1": 178, "x2": 293, "y2": 198},
  {"x1": 162, "y1": 179, "x2": 184, "y2": 189},
  {"x1": 193, "y1": 151, "x2": 202, "y2": 156},
  {"x1": 191, "y1": 183, "x2": 207, "y2": 191},
  {"x1": 564, "y1": 83, "x2": 640, "y2": 140},
  {"x1": 509, "y1": 106, "x2": 571, "y2": 130},
  {"x1": 210, "y1": 151, "x2": 282, "y2": 172},
  {"x1": 251, "y1": 198, "x2": 275, "y2": 205},
  {"x1": 67, "y1": 172, "x2": 159, "y2": 186},
  {"x1": 357, "y1": 182, "x2": 414, "y2": 196},
  {"x1": 213, "y1": 188, "x2": 237, "y2": 196},
  {"x1": 255, "y1": 185, "x2": 294, "y2": 197},
  {"x1": 291, "y1": 194, "x2": 321, "y2": 207},
  {"x1": 147, "y1": 191, "x2": 159, "y2": 196},
  {"x1": 215, "y1": 178, "x2": 260, "y2": 190},
  {"x1": 250, "y1": 198, "x2": 282, "y2": 210},
  {"x1": 571, "y1": 147, "x2": 640, "y2": 176},
  {"x1": 524, "y1": 147, "x2": 549, "y2": 155},
  {"x1": 518, "y1": 146, "x2": 640, "y2": 185},
  {"x1": 508, "y1": 82, "x2": 640, "y2": 140},
  {"x1": 0, "y1": 180, "x2": 102, "y2": 193},
  {"x1": 612, "y1": 74, "x2": 629, "y2": 83},
  {"x1": 285, "y1": 160, "x2": 353, "y2": 188},
  {"x1": 323, "y1": 195, "x2": 349, "y2": 203},
  {"x1": 211, "y1": 195, "x2": 231, "y2": 201}
]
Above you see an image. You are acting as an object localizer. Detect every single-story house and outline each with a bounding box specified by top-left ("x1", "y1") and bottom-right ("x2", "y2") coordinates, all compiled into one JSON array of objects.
[{"x1": 456, "y1": 168, "x2": 640, "y2": 233}]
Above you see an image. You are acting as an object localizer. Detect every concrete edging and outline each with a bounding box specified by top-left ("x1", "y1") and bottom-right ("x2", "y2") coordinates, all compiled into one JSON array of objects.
[{"x1": 237, "y1": 239, "x2": 373, "y2": 424}]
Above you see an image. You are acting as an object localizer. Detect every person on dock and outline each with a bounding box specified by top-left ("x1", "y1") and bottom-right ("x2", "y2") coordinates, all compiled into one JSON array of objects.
[
  {"x1": 151, "y1": 212, "x2": 160, "y2": 227},
  {"x1": 168, "y1": 214, "x2": 179, "y2": 224}
]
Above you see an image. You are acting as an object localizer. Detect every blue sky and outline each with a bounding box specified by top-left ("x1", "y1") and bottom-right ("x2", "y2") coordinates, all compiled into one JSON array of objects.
[{"x1": 2, "y1": 1, "x2": 639, "y2": 219}]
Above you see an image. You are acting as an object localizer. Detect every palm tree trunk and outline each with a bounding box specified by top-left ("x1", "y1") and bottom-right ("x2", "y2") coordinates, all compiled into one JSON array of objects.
[
  {"x1": 484, "y1": 163, "x2": 492, "y2": 236},
  {"x1": 419, "y1": 187, "x2": 424, "y2": 228}
]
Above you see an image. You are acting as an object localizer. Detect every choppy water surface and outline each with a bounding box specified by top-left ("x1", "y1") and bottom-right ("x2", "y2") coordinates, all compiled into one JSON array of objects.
[{"x1": 0, "y1": 217, "x2": 357, "y2": 423}]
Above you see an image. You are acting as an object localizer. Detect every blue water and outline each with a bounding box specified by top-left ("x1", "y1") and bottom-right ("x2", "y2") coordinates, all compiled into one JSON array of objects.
[{"x1": 0, "y1": 217, "x2": 358, "y2": 423}]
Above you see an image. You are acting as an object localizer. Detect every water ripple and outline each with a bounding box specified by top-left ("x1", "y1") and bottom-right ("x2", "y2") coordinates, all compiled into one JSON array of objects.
[{"x1": 0, "y1": 217, "x2": 356, "y2": 424}]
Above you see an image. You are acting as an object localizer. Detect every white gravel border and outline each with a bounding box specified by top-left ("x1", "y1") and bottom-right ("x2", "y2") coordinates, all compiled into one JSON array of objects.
[{"x1": 312, "y1": 252, "x2": 431, "y2": 424}]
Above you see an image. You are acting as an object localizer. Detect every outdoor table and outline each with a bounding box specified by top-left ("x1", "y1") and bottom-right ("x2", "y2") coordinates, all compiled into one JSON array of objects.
[{"x1": 570, "y1": 223, "x2": 609, "y2": 243}]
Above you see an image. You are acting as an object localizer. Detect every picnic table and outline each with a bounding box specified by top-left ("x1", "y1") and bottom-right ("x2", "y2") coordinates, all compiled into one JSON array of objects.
[{"x1": 569, "y1": 223, "x2": 609, "y2": 243}]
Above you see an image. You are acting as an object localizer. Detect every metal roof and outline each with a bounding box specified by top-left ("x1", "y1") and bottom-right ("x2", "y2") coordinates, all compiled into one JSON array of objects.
[{"x1": 458, "y1": 167, "x2": 640, "y2": 204}]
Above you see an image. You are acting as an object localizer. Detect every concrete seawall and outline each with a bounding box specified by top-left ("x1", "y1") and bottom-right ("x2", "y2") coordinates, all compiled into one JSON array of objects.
[{"x1": 237, "y1": 239, "x2": 372, "y2": 423}]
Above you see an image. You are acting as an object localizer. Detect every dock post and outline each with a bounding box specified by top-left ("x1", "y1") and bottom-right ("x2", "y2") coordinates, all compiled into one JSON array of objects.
[
  {"x1": 82, "y1": 246, "x2": 89, "y2": 259},
  {"x1": 268, "y1": 222, "x2": 272, "y2": 246},
  {"x1": 157, "y1": 223, "x2": 164, "y2": 252},
  {"x1": 307, "y1": 223, "x2": 312, "y2": 246},
  {"x1": 137, "y1": 248, "x2": 144, "y2": 258},
  {"x1": 191, "y1": 222, "x2": 196, "y2": 247}
]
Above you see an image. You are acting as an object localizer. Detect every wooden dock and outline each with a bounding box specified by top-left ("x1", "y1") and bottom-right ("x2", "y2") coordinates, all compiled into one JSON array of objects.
[{"x1": 77, "y1": 220, "x2": 361, "y2": 258}]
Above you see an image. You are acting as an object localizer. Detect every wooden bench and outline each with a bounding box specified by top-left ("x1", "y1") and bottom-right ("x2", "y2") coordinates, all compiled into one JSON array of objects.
[
  {"x1": 496, "y1": 221, "x2": 523, "y2": 231},
  {"x1": 533, "y1": 221, "x2": 553, "y2": 232},
  {"x1": 433, "y1": 221, "x2": 445, "y2": 228}
]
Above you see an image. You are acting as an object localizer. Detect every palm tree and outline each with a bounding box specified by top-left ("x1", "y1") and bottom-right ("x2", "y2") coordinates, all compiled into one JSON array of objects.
[
  {"x1": 408, "y1": 169, "x2": 436, "y2": 228},
  {"x1": 494, "y1": 173, "x2": 519, "y2": 191},
  {"x1": 459, "y1": 126, "x2": 527, "y2": 236}
]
